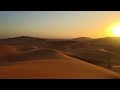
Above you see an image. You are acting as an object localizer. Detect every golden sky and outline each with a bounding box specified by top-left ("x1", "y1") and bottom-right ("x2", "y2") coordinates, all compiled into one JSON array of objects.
[{"x1": 0, "y1": 11, "x2": 120, "y2": 39}]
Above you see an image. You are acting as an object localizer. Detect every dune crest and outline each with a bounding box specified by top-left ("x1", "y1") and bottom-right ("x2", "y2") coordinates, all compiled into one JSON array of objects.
[
  {"x1": 0, "y1": 36, "x2": 120, "y2": 79},
  {"x1": 0, "y1": 48, "x2": 120, "y2": 79},
  {"x1": 1, "y1": 48, "x2": 71, "y2": 64}
]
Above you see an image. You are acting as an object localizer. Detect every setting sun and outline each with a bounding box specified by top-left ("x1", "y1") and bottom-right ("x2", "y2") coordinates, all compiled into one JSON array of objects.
[
  {"x1": 112, "y1": 26, "x2": 120, "y2": 37},
  {"x1": 106, "y1": 23, "x2": 120, "y2": 37}
]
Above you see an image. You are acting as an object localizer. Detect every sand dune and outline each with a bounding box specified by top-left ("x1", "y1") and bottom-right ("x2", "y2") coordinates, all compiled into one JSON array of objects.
[
  {"x1": 0, "y1": 45, "x2": 18, "y2": 57},
  {"x1": 72, "y1": 37, "x2": 93, "y2": 42},
  {"x1": 0, "y1": 36, "x2": 49, "y2": 49},
  {"x1": 45, "y1": 42, "x2": 120, "y2": 69},
  {"x1": 1, "y1": 36, "x2": 120, "y2": 67},
  {"x1": 65, "y1": 48, "x2": 120, "y2": 66},
  {"x1": 0, "y1": 59, "x2": 120, "y2": 79},
  {"x1": 0, "y1": 36, "x2": 120, "y2": 78},
  {"x1": 89, "y1": 37, "x2": 120, "y2": 45},
  {"x1": 0, "y1": 48, "x2": 120, "y2": 79},
  {"x1": 1, "y1": 48, "x2": 74, "y2": 65}
]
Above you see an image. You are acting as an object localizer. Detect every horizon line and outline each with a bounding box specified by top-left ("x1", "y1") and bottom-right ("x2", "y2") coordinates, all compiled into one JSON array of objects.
[{"x1": 0, "y1": 35, "x2": 120, "y2": 40}]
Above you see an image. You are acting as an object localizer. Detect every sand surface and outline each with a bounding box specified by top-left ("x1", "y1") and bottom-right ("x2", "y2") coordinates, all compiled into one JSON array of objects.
[{"x1": 0, "y1": 48, "x2": 120, "y2": 79}]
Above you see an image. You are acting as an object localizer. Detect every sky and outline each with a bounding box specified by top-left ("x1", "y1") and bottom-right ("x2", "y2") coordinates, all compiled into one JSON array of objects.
[{"x1": 0, "y1": 11, "x2": 120, "y2": 39}]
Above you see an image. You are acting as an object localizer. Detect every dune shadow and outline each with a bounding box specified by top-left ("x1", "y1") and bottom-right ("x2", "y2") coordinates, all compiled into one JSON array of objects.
[{"x1": 0, "y1": 48, "x2": 70, "y2": 66}]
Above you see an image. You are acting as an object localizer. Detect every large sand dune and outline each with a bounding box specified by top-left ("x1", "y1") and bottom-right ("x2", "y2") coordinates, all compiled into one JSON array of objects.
[
  {"x1": 0, "y1": 48, "x2": 120, "y2": 79},
  {"x1": 2, "y1": 48, "x2": 71, "y2": 63},
  {"x1": 1, "y1": 36, "x2": 120, "y2": 78}
]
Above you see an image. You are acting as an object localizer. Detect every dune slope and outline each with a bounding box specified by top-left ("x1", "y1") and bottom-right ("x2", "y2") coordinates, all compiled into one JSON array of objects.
[{"x1": 0, "y1": 48, "x2": 120, "y2": 79}]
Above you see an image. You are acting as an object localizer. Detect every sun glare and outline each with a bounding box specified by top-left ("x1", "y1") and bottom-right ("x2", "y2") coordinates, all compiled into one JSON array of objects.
[
  {"x1": 112, "y1": 26, "x2": 120, "y2": 37},
  {"x1": 106, "y1": 23, "x2": 120, "y2": 37}
]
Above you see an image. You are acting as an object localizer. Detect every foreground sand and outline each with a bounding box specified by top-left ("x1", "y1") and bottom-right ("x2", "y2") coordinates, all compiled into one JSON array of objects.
[{"x1": 0, "y1": 48, "x2": 120, "y2": 79}]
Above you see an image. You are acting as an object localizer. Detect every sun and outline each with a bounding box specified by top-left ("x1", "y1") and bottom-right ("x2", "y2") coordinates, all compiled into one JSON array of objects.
[
  {"x1": 112, "y1": 26, "x2": 120, "y2": 37},
  {"x1": 106, "y1": 23, "x2": 120, "y2": 37}
]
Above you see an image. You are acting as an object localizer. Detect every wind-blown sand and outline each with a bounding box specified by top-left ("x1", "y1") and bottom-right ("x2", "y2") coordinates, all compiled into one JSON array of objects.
[{"x1": 0, "y1": 48, "x2": 120, "y2": 79}]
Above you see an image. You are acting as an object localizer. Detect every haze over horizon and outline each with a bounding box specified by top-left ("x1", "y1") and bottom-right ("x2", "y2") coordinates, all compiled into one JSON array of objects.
[{"x1": 1, "y1": 11, "x2": 120, "y2": 39}]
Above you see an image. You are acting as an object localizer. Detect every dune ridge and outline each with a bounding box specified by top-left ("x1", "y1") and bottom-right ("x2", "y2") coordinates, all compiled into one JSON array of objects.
[
  {"x1": 0, "y1": 36, "x2": 120, "y2": 79},
  {"x1": 0, "y1": 48, "x2": 120, "y2": 79}
]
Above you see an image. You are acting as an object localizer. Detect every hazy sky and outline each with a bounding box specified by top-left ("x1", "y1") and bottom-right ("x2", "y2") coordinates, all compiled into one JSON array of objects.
[{"x1": 0, "y1": 11, "x2": 120, "y2": 39}]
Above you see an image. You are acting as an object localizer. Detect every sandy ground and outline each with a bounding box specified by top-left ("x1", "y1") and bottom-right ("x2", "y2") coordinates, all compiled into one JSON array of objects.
[
  {"x1": 0, "y1": 45, "x2": 120, "y2": 79},
  {"x1": 0, "y1": 48, "x2": 120, "y2": 79}
]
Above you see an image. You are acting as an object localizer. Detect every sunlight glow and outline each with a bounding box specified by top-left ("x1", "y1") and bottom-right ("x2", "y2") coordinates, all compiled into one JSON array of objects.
[
  {"x1": 112, "y1": 26, "x2": 120, "y2": 36},
  {"x1": 106, "y1": 23, "x2": 120, "y2": 37}
]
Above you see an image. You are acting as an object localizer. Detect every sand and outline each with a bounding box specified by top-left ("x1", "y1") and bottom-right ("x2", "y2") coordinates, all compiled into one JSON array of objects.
[{"x1": 0, "y1": 48, "x2": 120, "y2": 79}]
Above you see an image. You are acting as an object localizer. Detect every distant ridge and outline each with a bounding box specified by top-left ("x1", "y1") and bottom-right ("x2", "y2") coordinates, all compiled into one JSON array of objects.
[
  {"x1": 2, "y1": 36, "x2": 46, "y2": 40},
  {"x1": 72, "y1": 37, "x2": 93, "y2": 42},
  {"x1": 0, "y1": 36, "x2": 48, "y2": 46},
  {"x1": 89, "y1": 37, "x2": 120, "y2": 45}
]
